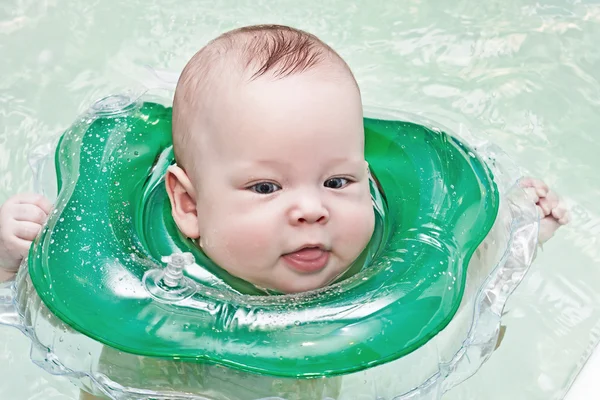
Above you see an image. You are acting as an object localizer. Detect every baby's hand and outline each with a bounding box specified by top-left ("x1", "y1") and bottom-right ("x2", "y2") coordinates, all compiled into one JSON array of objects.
[
  {"x1": 0, "y1": 193, "x2": 52, "y2": 280},
  {"x1": 520, "y1": 177, "x2": 570, "y2": 245}
]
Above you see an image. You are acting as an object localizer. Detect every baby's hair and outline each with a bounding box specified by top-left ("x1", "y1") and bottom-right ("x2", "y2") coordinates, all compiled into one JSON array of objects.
[
  {"x1": 172, "y1": 25, "x2": 357, "y2": 171},
  {"x1": 229, "y1": 24, "x2": 337, "y2": 80}
]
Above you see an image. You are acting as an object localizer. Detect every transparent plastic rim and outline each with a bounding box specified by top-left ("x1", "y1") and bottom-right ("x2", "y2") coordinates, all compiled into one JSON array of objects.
[{"x1": 0, "y1": 85, "x2": 539, "y2": 399}]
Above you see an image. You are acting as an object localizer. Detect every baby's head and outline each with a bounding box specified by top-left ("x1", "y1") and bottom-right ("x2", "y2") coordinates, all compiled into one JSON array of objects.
[{"x1": 166, "y1": 25, "x2": 374, "y2": 293}]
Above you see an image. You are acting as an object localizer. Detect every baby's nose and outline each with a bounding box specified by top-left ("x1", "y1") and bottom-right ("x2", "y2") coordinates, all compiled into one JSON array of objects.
[{"x1": 288, "y1": 195, "x2": 329, "y2": 225}]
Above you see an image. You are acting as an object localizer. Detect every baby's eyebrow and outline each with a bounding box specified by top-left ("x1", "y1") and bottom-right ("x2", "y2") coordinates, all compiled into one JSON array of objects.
[
  {"x1": 237, "y1": 157, "x2": 364, "y2": 171},
  {"x1": 249, "y1": 159, "x2": 288, "y2": 167},
  {"x1": 233, "y1": 159, "x2": 289, "y2": 171},
  {"x1": 321, "y1": 158, "x2": 366, "y2": 169}
]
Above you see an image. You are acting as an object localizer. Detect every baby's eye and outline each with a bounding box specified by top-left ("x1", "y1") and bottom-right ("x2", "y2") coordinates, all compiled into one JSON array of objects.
[
  {"x1": 324, "y1": 177, "x2": 350, "y2": 189},
  {"x1": 249, "y1": 182, "x2": 281, "y2": 194}
]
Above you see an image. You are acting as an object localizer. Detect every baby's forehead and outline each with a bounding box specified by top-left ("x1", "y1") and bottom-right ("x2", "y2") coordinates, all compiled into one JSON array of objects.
[{"x1": 172, "y1": 25, "x2": 360, "y2": 172}]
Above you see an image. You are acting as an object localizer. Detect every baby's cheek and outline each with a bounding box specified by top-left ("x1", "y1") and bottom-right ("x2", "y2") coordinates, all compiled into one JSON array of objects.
[
  {"x1": 341, "y1": 206, "x2": 375, "y2": 254},
  {"x1": 212, "y1": 217, "x2": 276, "y2": 262}
]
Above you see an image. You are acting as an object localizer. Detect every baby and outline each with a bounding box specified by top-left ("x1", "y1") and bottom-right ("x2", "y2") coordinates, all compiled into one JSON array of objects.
[{"x1": 0, "y1": 24, "x2": 570, "y2": 400}]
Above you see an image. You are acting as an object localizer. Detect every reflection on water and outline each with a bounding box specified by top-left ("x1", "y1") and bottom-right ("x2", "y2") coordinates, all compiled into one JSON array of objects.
[{"x1": 1, "y1": 0, "x2": 599, "y2": 399}]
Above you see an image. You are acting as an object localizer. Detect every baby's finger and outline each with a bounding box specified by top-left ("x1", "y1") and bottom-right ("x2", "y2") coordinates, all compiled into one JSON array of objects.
[
  {"x1": 13, "y1": 221, "x2": 44, "y2": 241},
  {"x1": 520, "y1": 177, "x2": 549, "y2": 197},
  {"x1": 559, "y1": 213, "x2": 571, "y2": 225},
  {"x1": 522, "y1": 187, "x2": 539, "y2": 203},
  {"x1": 12, "y1": 193, "x2": 52, "y2": 215},
  {"x1": 32, "y1": 195, "x2": 52, "y2": 215},
  {"x1": 537, "y1": 198, "x2": 551, "y2": 216},
  {"x1": 1, "y1": 235, "x2": 33, "y2": 259},
  {"x1": 536, "y1": 204, "x2": 544, "y2": 219},
  {"x1": 15, "y1": 236, "x2": 32, "y2": 257},
  {"x1": 538, "y1": 193, "x2": 559, "y2": 216},
  {"x1": 519, "y1": 177, "x2": 538, "y2": 187},
  {"x1": 532, "y1": 179, "x2": 549, "y2": 198},
  {"x1": 12, "y1": 204, "x2": 48, "y2": 224},
  {"x1": 552, "y1": 205, "x2": 571, "y2": 225}
]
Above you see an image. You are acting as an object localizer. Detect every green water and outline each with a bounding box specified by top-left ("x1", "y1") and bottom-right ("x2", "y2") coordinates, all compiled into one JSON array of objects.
[{"x1": 1, "y1": 0, "x2": 599, "y2": 399}]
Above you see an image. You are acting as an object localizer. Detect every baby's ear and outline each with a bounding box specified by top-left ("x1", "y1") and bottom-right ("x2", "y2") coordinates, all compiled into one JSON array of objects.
[{"x1": 165, "y1": 165, "x2": 200, "y2": 239}]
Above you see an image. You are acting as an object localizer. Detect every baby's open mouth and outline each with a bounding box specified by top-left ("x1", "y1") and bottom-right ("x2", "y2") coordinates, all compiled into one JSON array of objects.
[{"x1": 282, "y1": 246, "x2": 330, "y2": 273}]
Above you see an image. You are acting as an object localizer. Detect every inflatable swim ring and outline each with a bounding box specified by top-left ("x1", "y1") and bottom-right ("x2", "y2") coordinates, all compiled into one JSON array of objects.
[{"x1": 0, "y1": 92, "x2": 539, "y2": 399}]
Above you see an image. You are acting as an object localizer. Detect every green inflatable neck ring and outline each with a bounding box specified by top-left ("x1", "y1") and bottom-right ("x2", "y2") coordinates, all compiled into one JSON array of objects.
[{"x1": 29, "y1": 95, "x2": 499, "y2": 378}]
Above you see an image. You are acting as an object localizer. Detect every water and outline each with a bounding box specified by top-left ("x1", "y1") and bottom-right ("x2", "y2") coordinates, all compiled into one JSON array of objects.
[{"x1": 1, "y1": 0, "x2": 599, "y2": 398}]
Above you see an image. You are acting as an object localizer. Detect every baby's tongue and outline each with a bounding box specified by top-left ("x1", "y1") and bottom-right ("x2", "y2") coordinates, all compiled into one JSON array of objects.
[{"x1": 287, "y1": 247, "x2": 324, "y2": 260}]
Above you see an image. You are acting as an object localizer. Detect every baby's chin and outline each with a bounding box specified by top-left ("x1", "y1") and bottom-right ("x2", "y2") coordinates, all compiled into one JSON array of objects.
[
  {"x1": 262, "y1": 262, "x2": 350, "y2": 294},
  {"x1": 271, "y1": 280, "x2": 331, "y2": 295}
]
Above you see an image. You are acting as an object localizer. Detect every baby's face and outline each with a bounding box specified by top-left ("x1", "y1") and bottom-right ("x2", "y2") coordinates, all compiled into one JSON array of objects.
[{"x1": 186, "y1": 72, "x2": 374, "y2": 293}]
